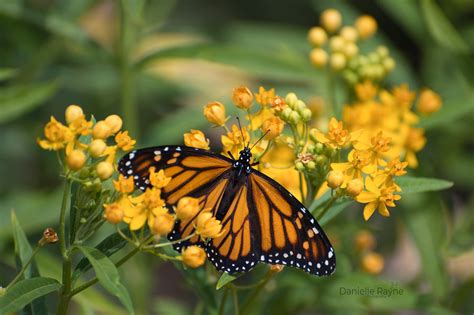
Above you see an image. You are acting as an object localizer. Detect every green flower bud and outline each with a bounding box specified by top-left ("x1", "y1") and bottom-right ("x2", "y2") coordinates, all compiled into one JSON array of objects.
[
  {"x1": 343, "y1": 70, "x2": 358, "y2": 85},
  {"x1": 301, "y1": 108, "x2": 312, "y2": 122},
  {"x1": 306, "y1": 161, "x2": 316, "y2": 170},
  {"x1": 315, "y1": 142, "x2": 324, "y2": 154},
  {"x1": 294, "y1": 100, "x2": 306, "y2": 113},
  {"x1": 285, "y1": 93, "x2": 298, "y2": 107},
  {"x1": 289, "y1": 111, "x2": 301, "y2": 124},
  {"x1": 316, "y1": 155, "x2": 327, "y2": 165},
  {"x1": 383, "y1": 57, "x2": 395, "y2": 72},
  {"x1": 309, "y1": 128, "x2": 319, "y2": 143},
  {"x1": 368, "y1": 52, "x2": 379, "y2": 64},
  {"x1": 295, "y1": 161, "x2": 305, "y2": 172},
  {"x1": 307, "y1": 143, "x2": 316, "y2": 153},
  {"x1": 376, "y1": 45, "x2": 389, "y2": 58},
  {"x1": 281, "y1": 107, "x2": 292, "y2": 121}
]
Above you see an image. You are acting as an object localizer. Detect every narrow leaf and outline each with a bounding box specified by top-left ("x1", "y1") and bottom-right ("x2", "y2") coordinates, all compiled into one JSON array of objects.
[
  {"x1": 77, "y1": 246, "x2": 134, "y2": 314},
  {"x1": 11, "y1": 211, "x2": 33, "y2": 278},
  {"x1": 0, "y1": 277, "x2": 61, "y2": 314},
  {"x1": 216, "y1": 273, "x2": 239, "y2": 290},
  {"x1": 420, "y1": 0, "x2": 469, "y2": 54},
  {"x1": 72, "y1": 230, "x2": 129, "y2": 283},
  {"x1": 0, "y1": 81, "x2": 58, "y2": 124},
  {"x1": 397, "y1": 177, "x2": 453, "y2": 194},
  {"x1": 319, "y1": 200, "x2": 352, "y2": 226}
]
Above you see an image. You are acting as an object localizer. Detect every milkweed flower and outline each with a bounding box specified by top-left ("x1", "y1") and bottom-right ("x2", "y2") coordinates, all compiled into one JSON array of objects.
[
  {"x1": 184, "y1": 129, "x2": 210, "y2": 150},
  {"x1": 204, "y1": 101, "x2": 228, "y2": 126},
  {"x1": 66, "y1": 149, "x2": 87, "y2": 171},
  {"x1": 355, "y1": 15, "x2": 377, "y2": 39},
  {"x1": 65, "y1": 105, "x2": 84, "y2": 124},
  {"x1": 104, "y1": 202, "x2": 125, "y2": 224},
  {"x1": 417, "y1": 89, "x2": 442, "y2": 115},
  {"x1": 115, "y1": 131, "x2": 136, "y2": 151},
  {"x1": 113, "y1": 174, "x2": 135, "y2": 194},
  {"x1": 96, "y1": 161, "x2": 114, "y2": 180},
  {"x1": 232, "y1": 86, "x2": 254, "y2": 109},
  {"x1": 37, "y1": 117, "x2": 74, "y2": 151},
  {"x1": 327, "y1": 170, "x2": 344, "y2": 189},
  {"x1": 255, "y1": 86, "x2": 275, "y2": 106},
  {"x1": 312, "y1": 118, "x2": 351, "y2": 149},
  {"x1": 262, "y1": 116, "x2": 285, "y2": 139},
  {"x1": 182, "y1": 246, "x2": 207, "y2": 268},
  {"x1": 356, "y1": 176, "x2": 401, "y2": 220},
  {"x1": 361, "y1": 252, "x2": 384, "y2": 274},
  {"x1": 222, "y1": 124, "x2": 250, "y2": 157},
  {"x1": 346, "y1": 178, "x2": 364, "y2": 197},
  {"x1": 320, "y1": 8, "x2": 342, "y2": 32},
  {"x1": 175, "y1": 197, "x2": 201, "y2": 221},
  {"x1": 149, "y1": 167, "x2": 171, "y2": 188},
  {"x1": 195, "y1": 210, "x2": 224, "y2": 239},
  {"x1": 92, "y1": 120, "x2": 112, "y2": 139},
  {"x1": 308, "y1": 26, "x2": 327, "y2": 46},
  {"x1": 151, "y1": 207, "x2": 175, "y2": 236},
  {"x1": 89, "y1": 139, "x2": 107, "y2": 158},
  {"x1": 104, "y1": 115, "x2": 123, "y2": 133}
]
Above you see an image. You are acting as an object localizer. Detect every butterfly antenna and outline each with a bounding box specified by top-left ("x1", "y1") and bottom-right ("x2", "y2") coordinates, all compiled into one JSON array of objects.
[
  {"x1": 236, "y1": 117, "x2": 248, "y2": 147},
  {"x1": 250, "y1": 130, "x2": 269, "y2": 150}
]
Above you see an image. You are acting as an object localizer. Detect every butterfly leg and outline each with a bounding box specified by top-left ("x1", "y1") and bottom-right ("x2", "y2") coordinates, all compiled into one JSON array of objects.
[{"x1": 228, "y1": 151, "x2": 236, "y2": 160}]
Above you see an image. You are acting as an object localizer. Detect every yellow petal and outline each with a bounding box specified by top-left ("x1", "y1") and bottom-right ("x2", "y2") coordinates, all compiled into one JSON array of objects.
[
  {"x1": 363, "y1": 202, "x2": 377, "y2": 221},
  {"x1": 365, "y1": 177, "x2": 379, "y2": 194},
  {"x1": 314, "y1": 130, "x2": 328, "y2": 144},
  {"x1": 129, "y1": 213, "x2": 147, "y2": 230},
  {"x1": 356, "y1": 191, "x2": 377, "y2": 203},
  {"x1": 331, "y1": 162, "x2": 351, "y2": 171},
  {"x1": 378, "y1": 203, "x2": 390, "y2": 217}
]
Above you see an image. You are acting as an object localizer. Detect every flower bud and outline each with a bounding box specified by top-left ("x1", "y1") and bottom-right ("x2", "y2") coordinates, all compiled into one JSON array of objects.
[
  {"x1": 152, "y1": 211, "x2": 175, "y2": 236},
  {"x1": 92, "y1": 121, "x2": 112, "y2": 139},
  {"x1": 281, "y1": 107, "x2": 292, "y2": 121},
  {"x1": 196, "y1": 210, "x2": 223, "y2": 239},
  {"x1": 309, "y1": 48, "x2": 328, "y2": 68},
  {"x1": 327, "y1": 170, "x2": 344, "y2": 188},
  {"x1": 295, "y1": 161, "x2": 305, "y2": 172},
  {"x1": 104, "y1": 203, "x2": 124, "y2": 224},
  {"x1": 96, "y1": 161, "x2": 114, "y2": 181},
  {"x1": 330, "y1": 52, "x2": 346, "y2": 71},
  {"x1": 321, "y1": 8, "x2": 342, "y2": 32},
  {"x1": 113, "y1": 174, "x2": 135, "y2": 194},
  {"x1": 289, "y1": 111, "x2": 301, "y2": 124},
  {"x1": 361, "y1": 252, "x2": 384, "y2": 274},
  {"x1": 329, "y1": 36, "x2": 345, "y2": 52},
  {"x1": 182, "y1": 245, "x2": 207, "y2": 268},
  {"x1": 346, "y1": 178, "x2": 364, "y2": 196},
  {"x1": 65, "y1": 105, "x2": 84, "y2": 124},
  {"x1": 316, "y1": 155, "x2": 328, "y2": 165},
  {"x1": 314, "y1": 142, "x2": 324, "y2": 154},
  {"x1": 176, "y1": 197, "x2": 201, "y2": 221},
  {"x1": 343, "y1": 70, "x2": 358, "y2": 85},
  {"x1": 355, "y1": 230, "x2": 376, "y2": 252},
  {"x1": 262, "y1": 117, "x2": 285, "y2": 139},
  {"x1": 417, "y1": 89, "x2": 442, "y2": 115},
  {"x1": 203, "y1": 101, "x2": 227, "y2": 126},
  {"x1": 343, "y1": 42, "x2": 358, "y2": 58},
  {"x1": 301, "y1": 108, "x2": 312, "y2": 122},
  {"x1": 340, "y1": 26, "x2": 358, "y2": 42},
  {"x1": 383, "y1": 57, "x2": 395, "y2": 72},
  {"x1": 306, "y1": 161, "x2": 316, "y2": 170},
  {"x1": 89, "y1": 139, "x2": 107, "y2": 158},
  {"x1": 355, "y1": 15, "x2": 377, "y2": 39},
  {"x1": 285, "y1": 93, "x2": 298, "y2": 106},
  {"x1": 376, "y1": 45, "x2": 389, "y2": 58},
  {"x1": 66, "y1": 150, "x2": 86, "y2": 171},
  {"x1": 104, "y1": 115, "x2": 123, "y2": 134},
  {"x1": 184, "y1": 129, "x2": 210, "y2": 150},
  {"x1": 308, "y1": 26, "x2": 327, "y2": 46},
  {"x1": 232, "y1": 86, "x2": 254, "y2": 109}
]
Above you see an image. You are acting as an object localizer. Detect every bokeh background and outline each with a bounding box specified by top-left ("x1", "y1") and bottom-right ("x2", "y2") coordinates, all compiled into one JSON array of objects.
[{"x1": 0, "y1": 0, "x2": 473, "y2": 314}]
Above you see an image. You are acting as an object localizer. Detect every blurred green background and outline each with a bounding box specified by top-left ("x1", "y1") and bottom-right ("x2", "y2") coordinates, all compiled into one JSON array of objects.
[{"x1": 0, "y1": 0, "x2": 473, "y2": 314}]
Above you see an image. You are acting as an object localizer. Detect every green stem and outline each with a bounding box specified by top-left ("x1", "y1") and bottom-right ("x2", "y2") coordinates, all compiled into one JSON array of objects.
[
  {"x1": 316, "y1": 195, "x2": 338, "y2": 221},
  {"x1": 69, "y1": 246, "x2": 140, "y2": 297},
  {"x1": 240, "y1": 270, "x2": 274, "y2": 314},
  {"x1": 119, "y1": 0, "x2": 138, "y2": 138},
  {"x1": 218, "y1": 287, "x2": 229, "y2": 315},
  {"x1": 57, "y1": 178, "x2": 72, "y2": 315},
  {"x1": 6, "y1": 246, "x2": 41, "y2": 290},
  {"x1": 231, "y1": 286, "x2": 239, "y2": 315}
]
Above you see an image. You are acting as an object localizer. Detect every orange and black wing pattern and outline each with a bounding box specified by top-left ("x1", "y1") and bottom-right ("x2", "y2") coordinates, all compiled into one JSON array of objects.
[{"x1": 118, "y1": 145, "x2": 233, "y2": 250}]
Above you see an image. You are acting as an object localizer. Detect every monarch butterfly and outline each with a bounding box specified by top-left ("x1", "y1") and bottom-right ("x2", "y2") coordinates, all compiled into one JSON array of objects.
[{"x1": 118, "y1": 136, "x2": 336, "y2": 276}]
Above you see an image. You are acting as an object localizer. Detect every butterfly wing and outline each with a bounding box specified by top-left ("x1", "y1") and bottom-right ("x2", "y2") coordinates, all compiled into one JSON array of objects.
[
  {"x1": 248, "y1": 171, "x2": 336, "y2": 276},
  {"x1": 119, "y1": 145, "x2": 233, "y2": 250}
]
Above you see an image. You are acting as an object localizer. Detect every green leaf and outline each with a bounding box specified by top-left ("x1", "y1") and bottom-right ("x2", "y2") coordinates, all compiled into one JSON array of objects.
[
  {"x1": 319, "y1": 200, "x2": 352, "y2": 226},
  {"x1": 216, "y1": 273, "x2": 240, "y2": 290},
  {"x1": 0, "y1": 277, "x2": 62, "y2": 314},
  {"x1": 420, "y1": 0, "x2": 470, "y2": 54},
  {"x1": 72, "y1": 231, "x2": 130, "y2": 284},
  {"x1": 11, "y1": 211, "x2": 33, "y2": 278},
  {"x1": 419, "y1": 96, "x2": 474, "y2": 130},
  {"x1": 77, "y1": 246, "x2": 134, "y2": 314},
  {"x1": 397, "y1": 176, "x2": 453, "y2": 194},
  {"x1": 0, "y1": 81, "x2": 58, "y2": 124},
  {"x1": 0, "y1": 68, "x2": 17, "y2": 81}
]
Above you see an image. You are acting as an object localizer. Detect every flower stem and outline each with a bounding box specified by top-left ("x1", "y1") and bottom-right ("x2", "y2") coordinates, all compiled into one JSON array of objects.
[
  {"x1": 57, "y1": 178, "x2": 72, "y2": 315},
  {"x1": 5, "y1": 246, "x2": 41, "y2": 290},
  {"x1": 218, "y1": 287, "x2": 229, "y2": 315},
  {"x1": 231, "y1": 286, "x2": 239, "y2": 315},
  {"x1": 316, "y1": 195, "x2": 338, "y2": 221},
  {"x1": 240, "y1": 270, "x2": 274, "y2": 314}
]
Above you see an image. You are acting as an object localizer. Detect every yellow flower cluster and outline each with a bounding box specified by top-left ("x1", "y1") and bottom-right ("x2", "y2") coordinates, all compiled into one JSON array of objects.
[
  {"x1": 105, "y1": 171, "x2": 223, "y2": 268},
  {"x1": 37, "y1": 105, "x2": 136, "y2": 181},
  {"x1": 343, "y1": 82, "x2": 440, "y2": 168},
  {"x1": 308, "y1": 9, "x2": 395, "y2": 84}
]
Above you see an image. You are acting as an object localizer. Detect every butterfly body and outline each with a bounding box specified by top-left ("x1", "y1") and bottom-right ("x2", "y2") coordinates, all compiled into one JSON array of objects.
[{"x1": 119, "y1": 145, "x2": 336, "y2": 276}]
